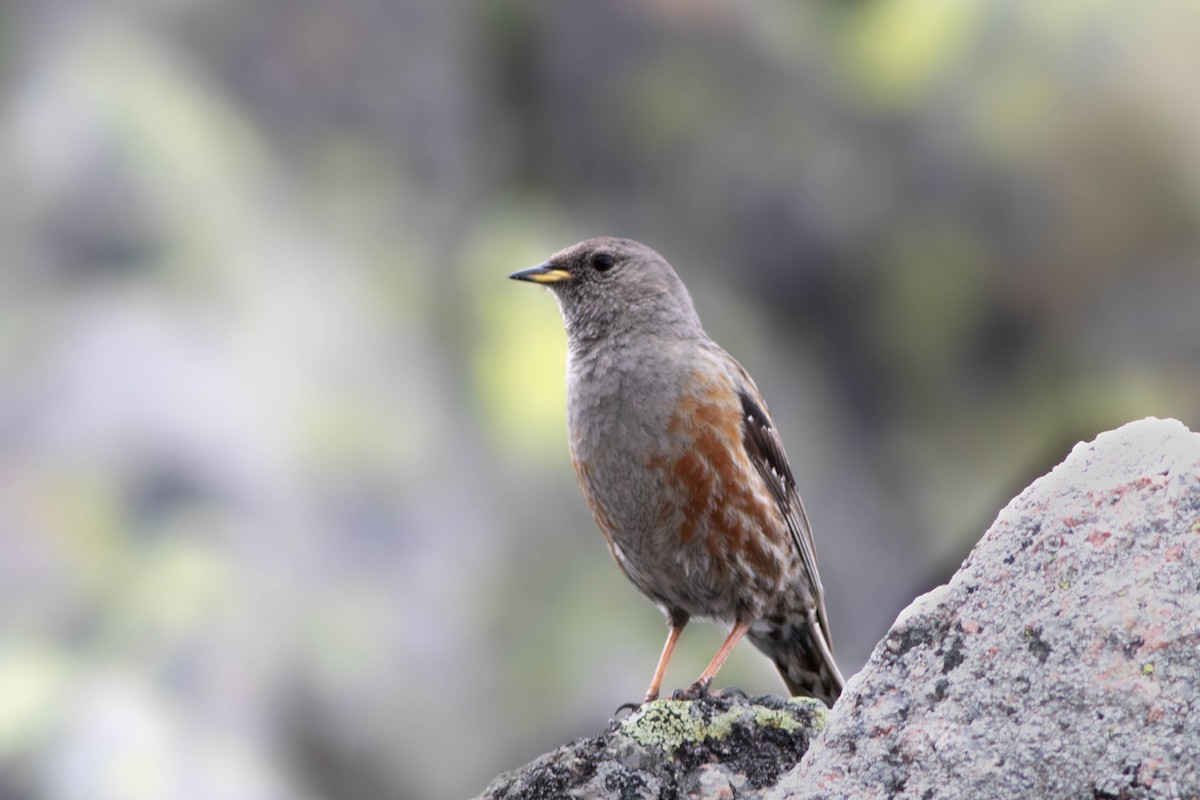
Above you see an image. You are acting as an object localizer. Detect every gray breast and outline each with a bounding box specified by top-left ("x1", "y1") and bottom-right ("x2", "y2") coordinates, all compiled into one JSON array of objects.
[{"x1": 566, "y1": 340, "x2": 684, "y2": 553}]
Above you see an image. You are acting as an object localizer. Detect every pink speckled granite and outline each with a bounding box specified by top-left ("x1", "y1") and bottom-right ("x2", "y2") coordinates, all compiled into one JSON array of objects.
[{"x1": 775, "y1": 417, "x2": 1200, "y2": 800}]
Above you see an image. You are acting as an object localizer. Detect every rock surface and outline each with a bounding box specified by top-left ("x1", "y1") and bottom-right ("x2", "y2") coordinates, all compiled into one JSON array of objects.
[
  {"x1": 476, "y1": 693, "x2": 826, "y2": 800},
  {"x1": 776, "y1": 416, "x2": 1200, "y2": 800},
  {"x1": 478, "y1": 418, "x2": 1200, "y2": 799}
]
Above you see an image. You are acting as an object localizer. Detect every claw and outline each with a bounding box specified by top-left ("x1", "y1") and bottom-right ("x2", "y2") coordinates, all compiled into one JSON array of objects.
[{"x1": 613, "y1": 700, "x2": 643, "y2": 716}]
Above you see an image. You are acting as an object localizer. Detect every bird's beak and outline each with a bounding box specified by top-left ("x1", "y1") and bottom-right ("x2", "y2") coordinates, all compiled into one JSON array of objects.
[{"x1": 508, "y1": 263, "x2": 573, "y2": 284}]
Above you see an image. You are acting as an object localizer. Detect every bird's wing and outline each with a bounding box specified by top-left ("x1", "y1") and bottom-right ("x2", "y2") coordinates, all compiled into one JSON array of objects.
[{"x1": 731, "y1": 368, "x2": 836, "y2": 656}]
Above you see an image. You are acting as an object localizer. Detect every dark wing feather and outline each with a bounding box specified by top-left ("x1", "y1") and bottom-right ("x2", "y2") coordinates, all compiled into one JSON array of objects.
[{"x1": 735, "y1": 381, "x2": 837, "y2": 656}]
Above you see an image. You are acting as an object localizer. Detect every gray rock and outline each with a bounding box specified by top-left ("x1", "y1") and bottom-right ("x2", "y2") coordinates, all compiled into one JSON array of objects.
[
  {"x1": 479, "y1": 418, "x2": 1200, "y2": 799},
  {"x1": 476, "y1": 692, "x2": 827, "y2": 799},
  {"x1": 774, "y1": 416, "x2": 1200, "y2": 800}
]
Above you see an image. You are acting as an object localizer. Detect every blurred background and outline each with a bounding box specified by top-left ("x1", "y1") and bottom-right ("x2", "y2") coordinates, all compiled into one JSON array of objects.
[{"x1": 1, "y1": 0, "x2": 1198, "y2": 797}]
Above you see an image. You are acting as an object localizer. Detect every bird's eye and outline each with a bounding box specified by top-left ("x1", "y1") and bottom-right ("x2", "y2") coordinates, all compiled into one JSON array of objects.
[{"x1": 592, "y1": 253, "x2": 616, "y2": 272}]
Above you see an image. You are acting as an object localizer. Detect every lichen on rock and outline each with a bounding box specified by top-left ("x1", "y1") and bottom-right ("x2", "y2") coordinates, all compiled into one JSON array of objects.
[{"x1": 476, "y1": 692, "x2": 826, "y2": 800}]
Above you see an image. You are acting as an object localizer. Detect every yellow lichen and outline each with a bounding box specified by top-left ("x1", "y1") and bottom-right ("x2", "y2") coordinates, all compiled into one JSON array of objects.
[
  {"x1": 786, "y1": 697, "x2": 829, "y2": 732},
  {"x1": 622, "y1": 700, "x2": 712, "y2": 750},
  {"x1": 621, "y1": 697, "x2": 826, "y2": 750}
]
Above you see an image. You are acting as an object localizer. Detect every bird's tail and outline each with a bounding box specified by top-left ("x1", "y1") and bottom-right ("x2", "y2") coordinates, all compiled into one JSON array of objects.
[{"x1": 748, "y1": 609, "x2": 845, "y2": 707}]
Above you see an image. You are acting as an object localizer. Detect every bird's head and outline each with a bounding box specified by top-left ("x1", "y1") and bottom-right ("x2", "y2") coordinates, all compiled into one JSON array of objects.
[{"x1": 509, "y1": 237, "x2": 702, "y2": 344}]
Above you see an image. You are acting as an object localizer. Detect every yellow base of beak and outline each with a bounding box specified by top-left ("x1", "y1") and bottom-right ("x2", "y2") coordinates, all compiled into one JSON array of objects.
[{"x1": 509, "y1": 265, "x2": 573, "y2": 284}]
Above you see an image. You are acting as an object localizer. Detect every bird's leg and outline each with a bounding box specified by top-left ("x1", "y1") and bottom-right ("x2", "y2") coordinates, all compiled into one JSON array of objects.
[
  {"x1": 642, "y1": 611, "x2": 689, "y2": 703},
  {"x1": 674, "y1": 619, "x2": 753, "y2": 700}
]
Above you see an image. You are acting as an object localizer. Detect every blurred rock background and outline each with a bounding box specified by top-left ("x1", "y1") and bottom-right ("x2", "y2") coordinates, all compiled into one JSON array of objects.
[{"x1": 0, "y1": 1, "x2": 1197, "y2": 798}]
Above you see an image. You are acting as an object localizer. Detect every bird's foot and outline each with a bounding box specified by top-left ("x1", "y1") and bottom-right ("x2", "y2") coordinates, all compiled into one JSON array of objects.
[{"x1": 671, "y1": 678, "x2": 712, "y2": 701}]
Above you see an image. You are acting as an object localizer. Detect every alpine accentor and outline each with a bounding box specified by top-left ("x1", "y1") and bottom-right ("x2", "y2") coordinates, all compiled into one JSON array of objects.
[{"x1": 510, "y1": 237, "x2": 844, "y2": 706}]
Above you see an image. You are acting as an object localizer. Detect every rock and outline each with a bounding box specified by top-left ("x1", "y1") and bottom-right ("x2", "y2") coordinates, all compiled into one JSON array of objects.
[
  {"x1": 774, "y1": 417, "x2": 1200, "y2": 800},
  {"x1": 476, "y1": 692, "x2": 827, "y2": 800},
  {"x1": 478, "y1": 418, "x2": 1200, "y2": 799}
]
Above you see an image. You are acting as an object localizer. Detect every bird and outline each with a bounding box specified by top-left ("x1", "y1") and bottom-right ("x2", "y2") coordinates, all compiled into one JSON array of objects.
[{"x1": 509, "y1": 236, "x2": 844, "y2": 707}]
